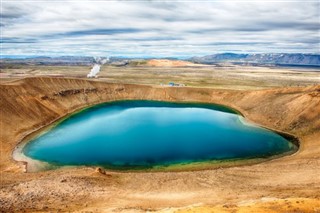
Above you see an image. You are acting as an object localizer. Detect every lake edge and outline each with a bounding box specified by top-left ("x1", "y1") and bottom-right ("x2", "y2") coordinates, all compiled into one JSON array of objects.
[{"x1": 13, "y1": 100, "x2": 299, "y2": 173}]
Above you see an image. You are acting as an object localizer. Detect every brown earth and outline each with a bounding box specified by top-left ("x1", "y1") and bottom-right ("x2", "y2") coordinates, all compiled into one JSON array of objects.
[
  {"x1": 1, "y1": 63, "x2": 319, "y2": 90},
  {"x1": 0, "y1": 77, "x2": 320, "y2": 212}
]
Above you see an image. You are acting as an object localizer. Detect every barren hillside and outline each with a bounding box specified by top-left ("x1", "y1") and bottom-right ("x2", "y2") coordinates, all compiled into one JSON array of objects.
[
  {"x1": 146, "y1": 59, "x2": 204, "y2": 67},
  {"x1": 0, "y1": 77, "x2": 320, "y2": 212}
]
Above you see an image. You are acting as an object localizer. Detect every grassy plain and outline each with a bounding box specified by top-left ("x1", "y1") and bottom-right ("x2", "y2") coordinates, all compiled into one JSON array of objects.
[{"x1": 1, "y1": 63, "x2": 319, "y2": 89}]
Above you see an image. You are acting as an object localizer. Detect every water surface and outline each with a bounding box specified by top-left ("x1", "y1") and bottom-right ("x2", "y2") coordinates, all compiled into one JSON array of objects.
[{"x1": 23, "y1": 101, "x2": 296, "y2": 169}]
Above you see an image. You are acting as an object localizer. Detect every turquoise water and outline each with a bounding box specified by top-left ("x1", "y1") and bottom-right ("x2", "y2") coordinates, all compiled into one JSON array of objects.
[{"x1": 23, "y1": 101, "x2": 296, "y2": 169}]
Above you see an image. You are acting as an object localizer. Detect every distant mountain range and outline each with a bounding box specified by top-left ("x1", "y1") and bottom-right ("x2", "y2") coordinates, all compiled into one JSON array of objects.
[
  {"x1": 1, "y1": 53, "x2": 319, "y2": 66},
  {"x1": 0, "y1": 56, "x2": 136, "y2": 67},
  {"x1": 0, "y1": 56, "x2": 94, "y2": 66},
  {"x1": 189, "y1": 53, "x2": 320, "y2": 66}
]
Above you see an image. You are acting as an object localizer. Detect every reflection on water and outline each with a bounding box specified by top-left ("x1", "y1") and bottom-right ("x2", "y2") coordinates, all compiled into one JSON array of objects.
[{"x1": 23, "y1": 101, "x2": 296, "y2": 169}]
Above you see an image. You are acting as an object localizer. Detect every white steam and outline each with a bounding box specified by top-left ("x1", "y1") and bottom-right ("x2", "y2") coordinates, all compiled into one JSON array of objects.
[{"x1": 87, "y1": 56, "x2": 109, "y2": 78}]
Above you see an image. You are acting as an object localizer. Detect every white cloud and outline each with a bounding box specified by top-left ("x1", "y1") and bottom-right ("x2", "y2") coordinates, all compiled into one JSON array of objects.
[{"x1": 1, "y1": 0, "x2": 319, "y2": 57}]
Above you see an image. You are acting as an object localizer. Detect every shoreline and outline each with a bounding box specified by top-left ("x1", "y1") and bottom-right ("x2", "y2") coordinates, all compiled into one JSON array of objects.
[
  {"x1": 13, "y1": 99, "x2": 300, "y2": 173},
  {"x1": 1, "y1": 77, "x2": 319, "y2": 212}
]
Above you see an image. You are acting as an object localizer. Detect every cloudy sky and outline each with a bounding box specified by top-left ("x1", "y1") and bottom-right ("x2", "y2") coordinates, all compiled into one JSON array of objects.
[{"x1": 1, "y1": 0, "x2": 319, "y2": 58}]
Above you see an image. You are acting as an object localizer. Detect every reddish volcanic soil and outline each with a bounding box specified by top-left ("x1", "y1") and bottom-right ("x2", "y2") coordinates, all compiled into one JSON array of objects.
[{"x1": 146, "y1": 59, "x2": 205, "y2": 67}]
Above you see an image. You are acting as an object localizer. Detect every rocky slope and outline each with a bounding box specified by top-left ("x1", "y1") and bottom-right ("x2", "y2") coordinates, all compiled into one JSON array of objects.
[{"x1": 0, "y1": 77, "x2": 319, "y2": 212}]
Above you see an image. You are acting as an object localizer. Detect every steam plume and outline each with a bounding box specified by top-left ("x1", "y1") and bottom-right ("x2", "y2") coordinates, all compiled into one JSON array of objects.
[{"x1": 87, "y1": 56, "x2": 109, "y2": 78}]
